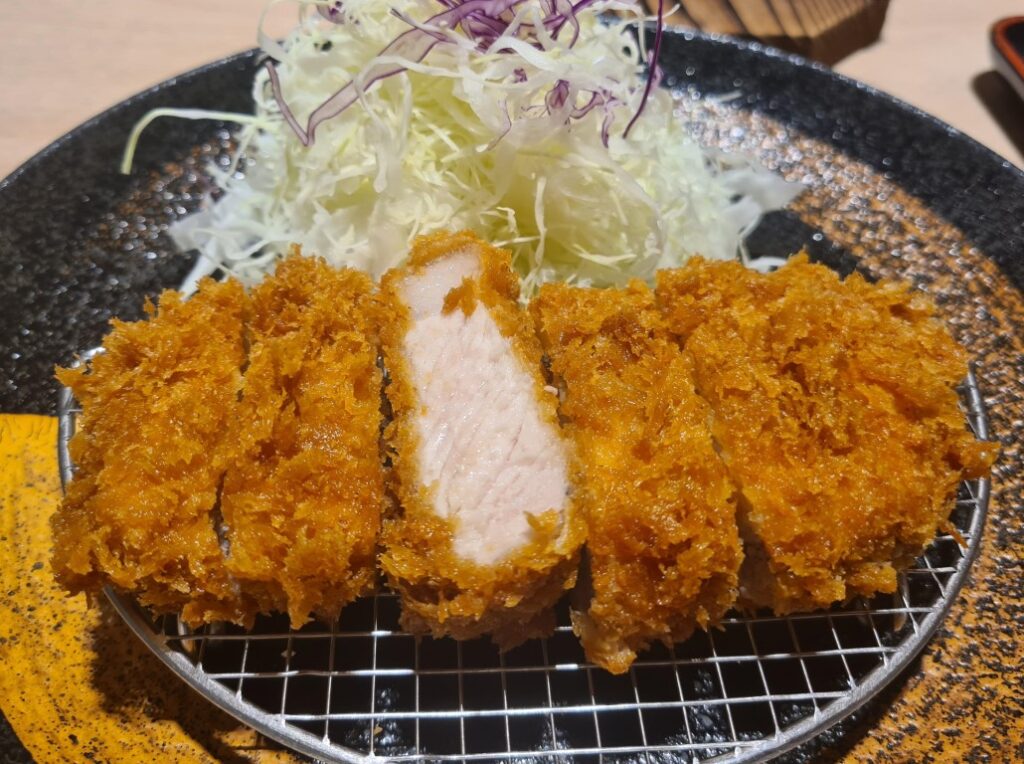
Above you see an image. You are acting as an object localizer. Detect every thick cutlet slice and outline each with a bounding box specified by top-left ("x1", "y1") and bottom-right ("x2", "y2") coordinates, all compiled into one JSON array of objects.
[
  {"x1": 531, "y1": 281, "x2": 742, "y2": 674},
  {"x1": 219, "y1": 253, "x2": 384, "y2": 627},
  {"x1": 379, "y1": 231, "x2": 582, "y2": 648},
  {"x1": 52, "y1": 279, "x2": 255, "y2": 626},
  {"x1": 656, "y1": 255, "x2": 997, "y2": 614}
]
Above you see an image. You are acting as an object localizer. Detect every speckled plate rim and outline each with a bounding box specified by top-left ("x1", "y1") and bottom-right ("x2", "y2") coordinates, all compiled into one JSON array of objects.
[{"x1": 678, "y1": 29, "x2": 1024, "y2": 176}]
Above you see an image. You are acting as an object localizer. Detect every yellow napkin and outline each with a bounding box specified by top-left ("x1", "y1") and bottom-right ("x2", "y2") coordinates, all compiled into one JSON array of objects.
[{"x1": 0, "y1": 414, "x2": 297, "y2": 763}]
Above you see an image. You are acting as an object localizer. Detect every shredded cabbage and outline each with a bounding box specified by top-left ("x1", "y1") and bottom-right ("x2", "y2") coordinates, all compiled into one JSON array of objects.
[{"x1": 130, "y1": 0, "x2": 802, "y2": 295}]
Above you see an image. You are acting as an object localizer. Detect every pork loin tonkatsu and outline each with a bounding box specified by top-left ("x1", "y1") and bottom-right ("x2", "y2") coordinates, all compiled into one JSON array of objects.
[{"x1": 379, "y1": 231, "x2": 583, "y2": 647}]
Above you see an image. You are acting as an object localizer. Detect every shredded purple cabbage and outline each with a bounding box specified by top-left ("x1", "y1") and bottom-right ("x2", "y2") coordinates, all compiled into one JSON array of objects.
[
  {"x1": 545, "y1": 79, "x2": 570, "y2": 111},
  {"x1": 623, "y1": 0, "x2": 663, "y2": 139},
  {"x1": 317, "y1": 2, "x2": 346, "y2": 23},
  {"x1": 267, "y1": 0, "x2": 665, "y2": 147}
]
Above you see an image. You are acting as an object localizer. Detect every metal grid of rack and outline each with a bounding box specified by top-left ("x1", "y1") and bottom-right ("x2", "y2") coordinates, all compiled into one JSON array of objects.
[{"x1": 58, "y1": 366, "x2": 991, "y2": 763}]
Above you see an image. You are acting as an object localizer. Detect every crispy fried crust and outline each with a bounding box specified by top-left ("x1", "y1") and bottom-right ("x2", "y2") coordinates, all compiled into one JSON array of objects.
[
  {"x1": 379, "y1": 231, "x2": 584, "y2": 648},
  {"x1": 531, "y1": 281, "x2": 742, "y2": 674},
  {"x1": 52, "y1": 279, "x2": 256, "y2": 626},
  {"x1": 219, "y1": 252, "x2": 385, "y2": 628},
  {"x1": 656, "y1": 255, "x2": 998, "y2": 614}
]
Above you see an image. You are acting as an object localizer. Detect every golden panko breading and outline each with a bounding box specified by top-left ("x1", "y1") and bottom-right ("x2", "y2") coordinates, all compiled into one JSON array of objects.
[
  {"x1": 52, "y1": 279, "x2": 256, "y2": 626},
  {"x1": 379, "y1": 231, "x2": 583, "y2": 648},
  {"x1": 656, "y1": 255, "x2": 998, "y2": 614},
  {"x1": 532, "y1": 281, "x2": 743, "y2": 674},
  {"x1": 219, "y1": 253, "x2": 385, "y2": 628}
]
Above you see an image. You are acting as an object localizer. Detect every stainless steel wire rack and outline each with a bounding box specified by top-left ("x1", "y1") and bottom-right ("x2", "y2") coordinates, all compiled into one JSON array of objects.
[{"x1": 57, "y1": 362, "x2": 991, "y2": 763}]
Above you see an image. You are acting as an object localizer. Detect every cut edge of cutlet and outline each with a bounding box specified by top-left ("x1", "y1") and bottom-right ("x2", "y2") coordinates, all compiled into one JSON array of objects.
[
  {"x1": 655, "y1": 253, "x2": 998, "y2": 615},
  {"x1": 378, "y1": 230, "x2": 584, "y2": 650}
]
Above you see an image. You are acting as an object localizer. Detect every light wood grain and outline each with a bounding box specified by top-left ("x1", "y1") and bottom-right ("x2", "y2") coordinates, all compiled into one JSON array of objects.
[
  {"x1": 0, "y1": 1, "x2": 292, "y2": 180},
  {"x1": 839, "y1": 0, "x2": 1024, "y2": 167},
  {"x1": 0, "y1": 0, "x2": 1020, "y2": 179},
  {"x1": 656, "y1": 0, "x2": 890, "y2": 64}
]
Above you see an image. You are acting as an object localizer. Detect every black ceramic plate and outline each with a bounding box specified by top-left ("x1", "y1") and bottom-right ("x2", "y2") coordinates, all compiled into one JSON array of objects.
[{"x1": 3, "y1": 30, "x2": 1023, "y2": 763}]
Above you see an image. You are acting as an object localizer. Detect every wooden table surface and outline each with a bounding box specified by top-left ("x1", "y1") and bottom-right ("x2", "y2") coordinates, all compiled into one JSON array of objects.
[{"x1": 1, "y1": 0, "x2": 1023, "y2": 179}]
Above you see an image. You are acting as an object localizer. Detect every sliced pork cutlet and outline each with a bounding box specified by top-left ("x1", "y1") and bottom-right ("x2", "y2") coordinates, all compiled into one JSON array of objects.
[
  {"x1": 532, "y1": 281, "x2": 742, "y2": 674},
  {"x1": 656, "y1": 255, "x2": 998, "y2": 614},
  {"x1": 379, "y1": 231, "x2": 582, "y2": 648},
  {"x1": 219, "y1": 253, "x2": 385, "y2": 628},
  {"x1": 52, "y1": 278, "x2": 256, "y2": 626}
]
